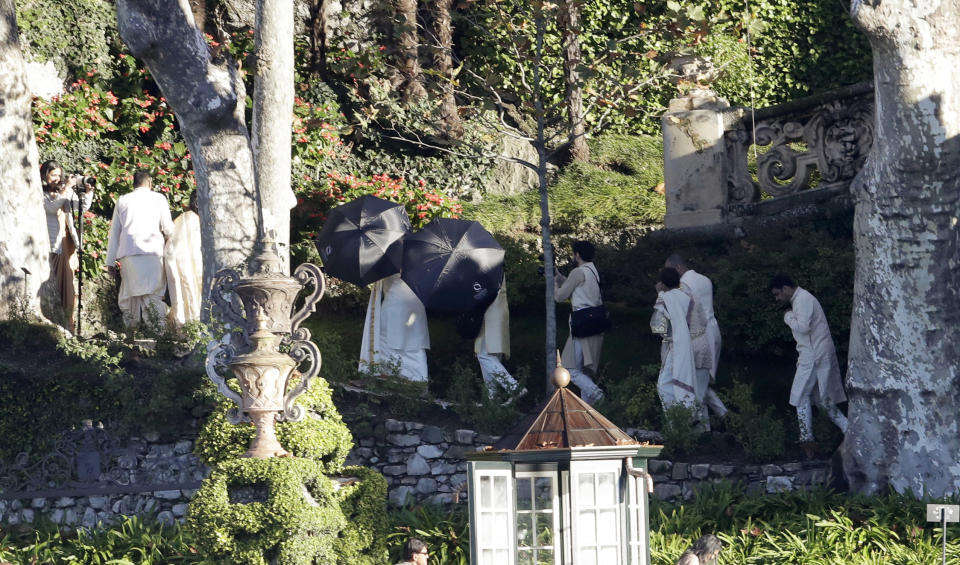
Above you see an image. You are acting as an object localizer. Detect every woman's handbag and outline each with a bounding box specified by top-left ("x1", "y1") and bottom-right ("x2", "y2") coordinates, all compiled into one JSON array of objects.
[
  {"x1": 570, "y1": 266, "x2": 611, "y2": 338},
  {"x1": 571, "y1": 305, "x2": 611, "y2": 337}
]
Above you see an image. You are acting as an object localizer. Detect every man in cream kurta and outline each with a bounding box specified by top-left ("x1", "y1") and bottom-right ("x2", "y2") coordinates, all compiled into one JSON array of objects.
[
  {"x1": 105, "y1": 171, "x2": 173, "y2": 329},
  {"x1": 653, "y1": 268, "x2": 698, "y2": 414},
  {"x1": 770, "y1": 275, "x2": 848, "y2": 442},
  {"x1": 555, "y1": 241, "x2": 604, "y2": 405},
  {"x1": 666, "y1": 255, "x2": 729, "y2": 420},
  {"x1": 359, "y1": 273, "x2": 430, "y2": 381},
  {"x1": 475, "y1": 279, "x2": 519, "y2": 398}
]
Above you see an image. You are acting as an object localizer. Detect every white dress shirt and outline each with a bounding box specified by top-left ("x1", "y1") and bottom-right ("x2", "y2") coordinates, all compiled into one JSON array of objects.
[{"x1": 106, "y1": 186, "x2": 174, "y2": 265}]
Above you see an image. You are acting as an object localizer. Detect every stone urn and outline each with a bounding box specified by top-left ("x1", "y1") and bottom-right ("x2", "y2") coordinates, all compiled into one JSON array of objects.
[{"x1": 205, "y1": 240, "x2": 325, "y2": 458}]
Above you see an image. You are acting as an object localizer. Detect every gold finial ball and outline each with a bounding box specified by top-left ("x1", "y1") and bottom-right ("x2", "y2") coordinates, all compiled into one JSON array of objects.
[{"x1": 552, "y1": 366, "x2": 571, "y2": 388}]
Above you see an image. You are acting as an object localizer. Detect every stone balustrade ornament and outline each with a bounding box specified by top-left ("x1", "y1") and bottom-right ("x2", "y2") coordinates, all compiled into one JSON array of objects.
[
  {"x1": 206, "y1": 239, "x2": 325, "y2": 458},
  {"x1": 725, "y1": 87, "x2": 874, "y2": 206}
]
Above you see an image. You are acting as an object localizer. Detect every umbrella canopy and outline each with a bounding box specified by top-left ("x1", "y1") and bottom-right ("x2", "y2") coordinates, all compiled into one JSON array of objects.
[
  {"x1": 401, "y1": 218, "x2": 504, "y2": 312},
  {"x1": 315, "y1": 195, "x2": 412, "y2": 286}
]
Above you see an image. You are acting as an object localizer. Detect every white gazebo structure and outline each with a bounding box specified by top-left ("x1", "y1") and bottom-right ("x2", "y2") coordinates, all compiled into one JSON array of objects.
[{"x1": 466, "y1": 371, "x2": 663, "y2": 565}]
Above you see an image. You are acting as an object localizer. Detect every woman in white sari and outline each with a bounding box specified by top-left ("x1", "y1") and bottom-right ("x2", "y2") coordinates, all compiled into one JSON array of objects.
[{"x1": 652, "y1": 268, "x2": 698, "y2": 413}]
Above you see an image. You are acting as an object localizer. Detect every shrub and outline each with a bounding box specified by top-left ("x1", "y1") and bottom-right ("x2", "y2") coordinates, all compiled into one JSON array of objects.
[
  {"x1": 724, "y1": 381, "x2": 787, "y2": 461},
  {"x1": 187, "y1": 457, "x2": 346, "y2": 565},
  {"x1": 333, "y1": 466, "x2": 391, "y2": 565},
  {"x1": 660, "y1": 403, "x2": 703, "y2": 457},
  {"x1": 194, "y1": 376, "x2": 353, "y2": 472},
  {"x1": 388, "y1": 504, "x2": 471, "y2": 565}
]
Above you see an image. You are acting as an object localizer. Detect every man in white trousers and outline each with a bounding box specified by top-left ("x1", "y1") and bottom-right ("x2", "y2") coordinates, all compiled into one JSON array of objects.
[
  {"x1": 665, "y1": 254, "x2": 729, "y2": 423},
  {"x1": 106, "y1": 170, "x2": 173, "y2": 329},
  {"x1": 769, "y1": 274, "x2": 848, "y2": 449}
]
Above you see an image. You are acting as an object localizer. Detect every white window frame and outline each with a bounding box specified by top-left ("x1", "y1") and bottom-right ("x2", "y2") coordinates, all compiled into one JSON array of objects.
[
  {"x1": 570, "y1": 461, "x2": 623, "y2": 565},
  {"x1": 471, "y1": 465, "x2": 516, "y2": 565},
  {"x1": 515, "y1": 470, "x2": 561, "y2": 565},
  {"x1": 625, "y1": 466, "x2": 649, "y2": 565}
]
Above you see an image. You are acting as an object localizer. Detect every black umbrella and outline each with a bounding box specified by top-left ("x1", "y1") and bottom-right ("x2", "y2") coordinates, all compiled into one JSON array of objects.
[
  {"x1": 315, "y1": 195, "x2": 412, "y2": 286},
  {"x1": 401, "y1": 218, "x2": 504, "y2": 312}
]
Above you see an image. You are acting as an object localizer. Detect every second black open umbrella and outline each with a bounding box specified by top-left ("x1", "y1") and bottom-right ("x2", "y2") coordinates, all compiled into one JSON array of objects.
[
  {"x1": 315, "y1": 195, "x2": 411, "y2": 286},
  {"x1": 401, "y1": 218, "x2": 504, "y2": 312}
]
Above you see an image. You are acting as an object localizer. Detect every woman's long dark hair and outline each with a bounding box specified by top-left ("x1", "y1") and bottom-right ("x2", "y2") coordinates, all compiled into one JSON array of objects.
[{"x1": 40, "y1": 159, "x2": 63, "y2": 192}]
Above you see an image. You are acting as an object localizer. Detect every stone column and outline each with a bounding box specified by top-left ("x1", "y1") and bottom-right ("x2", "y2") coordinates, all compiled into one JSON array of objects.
[{"x1": 661, "y1": 90, "x2": 730, "y2": 228}]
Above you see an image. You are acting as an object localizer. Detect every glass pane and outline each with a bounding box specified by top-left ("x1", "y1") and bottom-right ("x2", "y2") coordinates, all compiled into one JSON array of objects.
[
  {"x1": 480, "y1": 512, "x2": 493, "y2": 544},
  {"x1": 579, "y1": 547, "x2": 597, "y2": 565},
  {"x1": 495, "y1": 549, "x2": 510, "y2": 561},
  {"x1": 537, "y1": 549, "x2": 554, "y2": 565},
  {"x1": 579, "y1": 511, "x2": 596, "y2": 545},
  {"x1": 518, "y1": 549, "x2": 534, "y2": 565},
  {"x1": 517, "y1": 512, "x2": 533, "y2": 547},
  {"x1": 535, "y1": 477, "x2": 553, "y2": 510},
  {"x1": 517, "y1": 477, "x2": 532, "y2": 511},
  {"x1": 536, "y1": 518, "x2": 553, "y2": 546},
  {"x1": 600, "y1": 545, "x2": 618, "y2": 563},
  {"x1": 599, "y1": 510, "x2": 618, "y2": 544},
  {"x1": 494, "y1": 475, "x2": 508, "y2": 508},
  {"x1": 480, "y1": 476, "x2": 491, "y2": 508},
  {"x1": 578, "y1": 473, "x2": 595, "y2": 506},
  {"x1": 482, "y1": 549, "x2": 494, "y2": 565},
  {"x1": 597, "y1": 472, "x2": 617, "y2": 506},
  {"x1": 496, "y1": 511, "x2": 510, "y2": 542}
]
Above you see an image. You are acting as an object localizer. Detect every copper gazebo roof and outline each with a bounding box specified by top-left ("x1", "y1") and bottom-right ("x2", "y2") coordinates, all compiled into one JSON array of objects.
[{"x1": 493, "y1": 386, "x2": 640, "y2": 452}]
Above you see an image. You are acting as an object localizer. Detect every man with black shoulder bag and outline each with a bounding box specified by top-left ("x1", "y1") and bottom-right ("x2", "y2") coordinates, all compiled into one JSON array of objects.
[{"x1": 554, "y1": 241, "x2": 608, "y2": 404}]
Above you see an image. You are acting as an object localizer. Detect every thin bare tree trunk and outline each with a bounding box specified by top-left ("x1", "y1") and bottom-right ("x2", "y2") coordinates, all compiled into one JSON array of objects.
[
  {"x1": 430, "y1": 0, "x2": 462, "y2": 139},
  {"x1": 558, "y1": 0, "x2": 589, "y2": 162},
  {"x1": 0, "y1": 0, "x2": 52, "y2": 319},
  {"x1": 844, "y1": 0, "x2": 960, "y2": 497},
  {"x1": 534, "y1": 8, "x2": 557, "y2": 389},
  {"x1": 116, "y1": 1, "x2": 260, "y2": 316},
  {"x1": 396, "y1": 0, "x2": 427, "y2": 103},
  {"x1": 252, "y1": 0, "x2": 296, "y2": 272}
]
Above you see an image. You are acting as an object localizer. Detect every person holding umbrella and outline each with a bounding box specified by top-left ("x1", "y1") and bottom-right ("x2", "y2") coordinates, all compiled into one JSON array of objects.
[
  {"x1": 315, "y1": 195, "x2": 430, "y2": 381},
  {"x1": 554, "y1": 241, "x2": 605, "y2": 405},
  {"x1": 362, "y1": 272, "x2": 430, "y2": 381}
]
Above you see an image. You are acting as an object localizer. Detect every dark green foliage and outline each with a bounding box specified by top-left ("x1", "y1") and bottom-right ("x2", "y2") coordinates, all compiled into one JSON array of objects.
[
  {"x1": 333, "y1": 466, "x2": 391, "y2": 565},
  {"x1": 0, "y1": 327, "x2": 211, "y2": 460},
  {"x1": 0, "y1": 514, "x2": 198, "y2": 563},
  {"x1": 187, "y1": 458, "x2": 346, "y2": 565},
  {"x1": 660, "y1": 404, "x2": 703, "y2": 457},
  {"x1": 15, "y1": 0, "x2": 118, "y2": 80},
  {"x1": 724, "y1": 381, "x2": 787, "y2": 461},
  {"x1": 594, "y1": 364, "x2": 664, "y2": 431},
  {"x1": 444, "y1": 361, "x2": 523, "y2": 434},
  {"x1": 388, "y1": 504, "x2": 471, "y2": 565}
]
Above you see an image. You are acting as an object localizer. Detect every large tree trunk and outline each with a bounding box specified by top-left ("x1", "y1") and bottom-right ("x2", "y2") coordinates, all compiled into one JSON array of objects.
[
  {"x1": 116, "y1": 1, "x2": 260, "y2": 311},
  {"x1": 430, "y1": 0, "x2": 462, "y2": 139},
  {"x1": 251, "y1": 0, "x2": 296, "y2": 272},
  {"x1": 396, "y1": 0, "x2": 427, "y2": 104},
  {"x1": 558, "y1": 0, "x2": 589, "y2": 162},
  {"x1": 844, "y1": 0, "x2": 960, "y2": 497},
  {"x1": 0, "y1": 0, "x2": 51, "y2": 319}
]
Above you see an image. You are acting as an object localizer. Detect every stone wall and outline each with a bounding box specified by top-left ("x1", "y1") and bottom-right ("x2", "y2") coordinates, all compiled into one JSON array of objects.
[
  {"x1": 648, "y1": 459, "x2": 834, "y2": 501},
  {"x1": 0, "y1": 420, "x2": 835, "y2": 527}
]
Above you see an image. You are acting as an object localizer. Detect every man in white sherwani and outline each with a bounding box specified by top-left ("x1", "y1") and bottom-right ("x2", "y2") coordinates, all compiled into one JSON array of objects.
[
  {"x1": 665, "y1": 255, "x2": 729, "y2": 421},
  {"x1": 652, "y1": 268, "x2": 698, "y2": 415},
  {"x1": 769, "y1": 274, "x2": 848, "y2": 443},
  {"x1": 475, "y1": 279, "x2": 520, "y2": 398},
  {"x1": 105, "y1": 170, "x2": 174, "y2": 329},
  {"x1": 359, "y1": 273, "x2": 430, "y2": 382}
]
